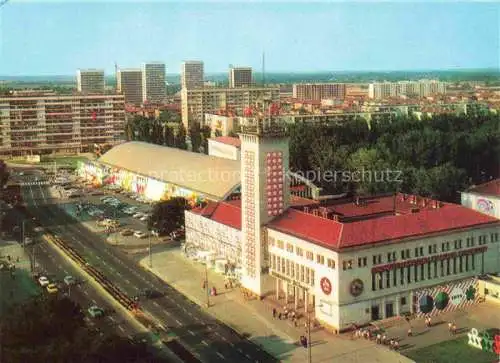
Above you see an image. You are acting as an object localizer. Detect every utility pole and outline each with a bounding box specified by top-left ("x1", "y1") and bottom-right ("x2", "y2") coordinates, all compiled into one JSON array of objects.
[
  {"x1": 148, "y1": 232, "x2": 152, "y2": 268},
  {"x1": 307, "y1": 309, "x2": 312, "y2": 363},
  {"x1": 205, "y1": 262, "x2": 210, "y2": 308}
]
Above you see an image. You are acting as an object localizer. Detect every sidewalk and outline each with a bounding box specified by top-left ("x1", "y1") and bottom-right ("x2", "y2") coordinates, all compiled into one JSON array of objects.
[{"x1": 138, "y1": 247, "x2": 414, "y2": 363}]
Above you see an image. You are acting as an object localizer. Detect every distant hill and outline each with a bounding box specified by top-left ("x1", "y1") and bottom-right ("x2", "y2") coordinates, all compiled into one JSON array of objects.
[{"x1": 1, "y1": 69, "x2": 499, "y2": 86}]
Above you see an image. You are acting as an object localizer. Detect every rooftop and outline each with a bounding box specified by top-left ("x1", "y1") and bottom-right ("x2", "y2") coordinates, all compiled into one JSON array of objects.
[
  {"x1": 209, "y1": 136, "x2": 241, "y2": 148},
  {"x1": 193, "y1": 193, "x2": 499, "y2": 251},
  {"x1": 464, "y1": 179, "x2": 500, "y2": 198},
  {"x1": 98, "y1": 141, "x2": 240, "y2": 200}
]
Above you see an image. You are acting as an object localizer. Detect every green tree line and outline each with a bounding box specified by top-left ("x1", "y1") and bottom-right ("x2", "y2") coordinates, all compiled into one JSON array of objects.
[
  {"x1": 125, "y1": 112, "x2": 211, "y2": 153},
  {"x1": 289, "y1": 113, "x2": 499, "y2": 202}
]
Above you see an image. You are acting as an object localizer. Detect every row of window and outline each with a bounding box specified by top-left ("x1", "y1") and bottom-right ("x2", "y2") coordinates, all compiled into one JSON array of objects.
[
  {"x1": 372, "y1": 253, "x2": 477, "y2": 291},
  {"x1": 270, "y1": 253, "x2": 315, "y2": 287},
  {"x1": 270, "y1": 232, "x2": 499, "y2": 272},
  {"x1": 270, "y1": 238, "x2": 336, "y2": 270},
  {"x1": 373, "y1": 233, "x2": 498, "y2": 266}
]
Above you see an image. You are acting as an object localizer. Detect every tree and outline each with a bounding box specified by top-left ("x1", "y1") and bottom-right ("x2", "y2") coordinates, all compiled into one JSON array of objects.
[
  {"x1": 214, "y1": 129, "x2": 222, "y2": 137},
  {"x1": 125, "y1": 120, "x2": 135, "y2": 141},
  {"x1": 189, "y1": 123, "x2": 202, "y2": 152},
  {"x1": 200, "y1": 125, "x2": 212, "y2": 154},
  {"x1": 0, "y1": 295, "x2": 156, "y2": 363},
  {"x1": 148, "y1": 197, "x2": 189, "y2": 235},
  {"x1": 163, "y1": 124, "x2": 175, "y2": 147},
  {"x1": 0, "y1": 159, "x2": 9, "y2": 190},
  {"x1": 175, "y1": 125, "x2": 188, "y2": 150}
]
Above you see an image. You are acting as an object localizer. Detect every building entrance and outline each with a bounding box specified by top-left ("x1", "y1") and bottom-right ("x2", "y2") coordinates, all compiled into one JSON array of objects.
[
  {"x1": 385, "y1": 302, "x2": 394, "y2": 318},
  {"x1": 371, "y1": 305, "x2": 380, "y2": 321}
]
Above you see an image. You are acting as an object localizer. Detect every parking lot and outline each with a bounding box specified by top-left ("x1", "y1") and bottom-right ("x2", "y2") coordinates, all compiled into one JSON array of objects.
[{"x1": 50, "y1": 178, "x2": 169, "y2": 245}]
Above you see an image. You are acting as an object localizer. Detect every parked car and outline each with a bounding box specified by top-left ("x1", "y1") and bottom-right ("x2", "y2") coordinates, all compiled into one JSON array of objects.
[
  {"x1": 46, "y1": 283, "x2": 58, "y2": 294},
  {"x1": 133, "y1": 212, "x2": 145, "y2": 219},
  {"x1": 88, "y1": 305, "x2": 105, "y2": 318},
  {"x1": 139, "y1": 215, "x2": 149, "y2": 221},
  {"x1": 121, "y1": 228, "x2": 134, "y2": 236},
  {"x1": 138, "y1": 289, "x2": 163, "y2": 299},
  {"x1": 38, "y1": 276, "x2": 50, "y2": 287},
  {"x1": 133, "y1": 231, "x2": 148, "y2": 239},
  {"x1": 34, "y1": 226, "x2": 44, "y2": 233}
]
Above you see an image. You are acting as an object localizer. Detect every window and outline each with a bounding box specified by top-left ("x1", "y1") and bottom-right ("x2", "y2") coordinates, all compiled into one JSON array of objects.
[
  {"x1": 306, "y1": 251, "x2": 313, "y2": 261},
  {"x1": 372, "y1": 273, "x2": 376, "y2": 291},
  {"x1": 440, "y1": 260, "x2": 444, "y2": 276},
  {"x1": 300, "y1": 266, "x2": 305, "y2": 282},
  {"x1": 393, "y1": 268, "x2": 397, "y2": 286},
  {"x1": 343, "y1": 260, "x2": 353, "y2": 270},
  {"x1": 459, "y1": 256, "x2": 463, "y2": 273},
  {"x1": 465, "y1": 255, "x2": 469, "y2": 271},
  {"x1": 311, "y1": 270, "x2": 315, "y2": 286},
  {"x1": 290, "y1": 262, "x2": 295, "y2": 277},
  {"x1": 427, "y1": 262, "x2": 431, "y2": 279},
  {"x1": 358, "y1": 257, "x2": 367, "y2": 267},
  {"x1": 441, "y1": 242, "x2": 450, "y2": 252},
  {"x1": 446, "y1": 259, "x2": 451, "y2": 275},
  {"x1": 491, "y1": 233, "x2": 499, "y2": 243},
  {"x1": 421, "y1": 264, "x2": 425, "y2": 280},
  {"x1": 401, "y1": 297, "x2": 407, "y2": 305},
  {"x1": 478, "y1": 235, "x2": 487, "y2": 245},
  {"x1": 296, "y1": 247, "x2": 303, "y2": 257},
  {"x1": 269, "y1": 237, "x2": 275, "y2": 246},
  {"x1": 387, "y1": 252, "x2": 396, "y2": 262},
  {"x1": 466, "y1": 237, "x2": 475, "y2": 247},
  {"x1": 277, "y1": 240, "x2": 284, "y2": 249},
  {"x1": 401, "y1": 249, "x2": 411, "y2": 260},
  {"x1": 305, "y1": 267, "x2": 310, "y2": 284},
  {"x1": 414, "y1": 265, "x2": 419, "y2": 282},
  {"x1": 454, "y1": 239, "x2": 462, "y2": 249},
  {"x1": 406, "y1": 266, "x2": 411, "y2": 284},
  {"x1": 316, "y1": 255, "x2": 325, "y2": 265},
  {"x1": 472, "y1": 254, "x2": 475, "y2": 270},
  {"x1": 286, "y1": 243, "x2": 294, "y2": 253},
  {"x1": 414, "y1": 247, "x2": 423, "y2": 257},
  {"x1": 400, "y1": 267, "x2": 405, "y2": 285},
  {"x1": 378, "y1": 273, "x2": 383, "y2": 289},
  {"x1": 386, "y1": 271, "x2": 391, "y2": 288},
  {"x1": 372, "y1": 254, "x2": 382, "y2": 265},
  {"x1": 327, "y1": 258, "x2": 336, "y2": 269}
]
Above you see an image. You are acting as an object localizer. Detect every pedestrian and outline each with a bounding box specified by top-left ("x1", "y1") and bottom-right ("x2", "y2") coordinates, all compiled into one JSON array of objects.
[
  {"x1": 452, "y1": 324, "x2": 457, "y2": 335},
  {"x1": 16, "y1": 256, "x2": 19, "y2": 263},
  {"x1": 294, "y1": 320, "x2": 298, "y2": 327},
  {"x1": 407, "y1": 328, "x2": 412, "y2": 337},
  {"x1": 278, "y1": 312, "x2": 282, "y2": 320},
  {"x1": 405, "y1": 315, "x2": 410, "y2": 324},
  {"x1": 376, "y1": 333, "x2": 381, "y2": 344},
  {"x1": 448, "y1": 322, "x2": 453, "y2": 332},
  {"x1": 428, "y1": 317, "x2": 432, "y2": 327},
  {"x1": 394, "y1": 341, "x2": 399, "y2": 350},
  {"x1": 291, "y1": 311, "x2": 296, "y2": 320},
  {"x1": 272, "y1": 308, "x2": 277, "y2": 318}
]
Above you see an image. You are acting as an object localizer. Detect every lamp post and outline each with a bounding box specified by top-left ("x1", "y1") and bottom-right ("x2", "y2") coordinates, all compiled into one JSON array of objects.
[{"x1": 205, "y1": 261, "x2": 210, "y2": 308}]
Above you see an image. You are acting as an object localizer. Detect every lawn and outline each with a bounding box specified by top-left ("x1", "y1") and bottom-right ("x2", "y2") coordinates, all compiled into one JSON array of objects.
[
  {"x1": 405, "y1": 336, "x2": 498, "y2": 363},
  {"x1": 8, "y1": 155, "x2": 89, "y2": 169}
]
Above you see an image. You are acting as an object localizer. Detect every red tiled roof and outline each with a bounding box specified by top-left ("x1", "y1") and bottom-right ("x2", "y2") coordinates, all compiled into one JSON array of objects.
[
  {"x1": 210, "y1": 136, "x2": 241, "y2": 148},
  {"x1": 210, "y1": 202, "x2": 242, "y2": 229},
  {"x1": 290, "y1": 195, "x2": 320, "y2": 208},
  {"x1": 466, "y1": 179, "x2": 500, "y2": 197},
  {"x1": 268, "y1": 202, "x2": 499, "y2": 251}
]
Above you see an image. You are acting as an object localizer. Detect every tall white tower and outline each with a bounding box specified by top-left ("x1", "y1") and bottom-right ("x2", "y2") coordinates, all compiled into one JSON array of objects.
[{"x1": 239, "y1": 100, "x2": 289, "y2": 297}]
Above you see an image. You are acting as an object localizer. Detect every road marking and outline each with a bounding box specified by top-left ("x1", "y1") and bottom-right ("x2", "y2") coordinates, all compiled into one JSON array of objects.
[
  {"x1": 201, "y1": 340, "x2": 208, "y2": 346},
  {"x1": 237, "y1": 349, "x2": 243, "y2": 353},
  {"x1": 216, "y1": 352, "x2": 225, "y2": 359},
  {"x1": 58, "y1": 264, "x2": 63, "y2": 269},
  {"x1": 124, "y1": 279, "x2": 130, "y2": 284},
  {"x1": 245, "y1": 354, "x2": 251, "y2": 359},
  {"x1": 163, "y1": 310, "x2": 171, "y2": 317},
  {"x1": 188, "y1": 330, "x2": 195, "y2": 336},
  {"x1": 83, "y1": 291, "x2": 89, "y2": 296},
  {"x1": 153, "y1": 302, "x2": 160, "y2": 307},
  {"x1": 118, "y1": 325, "x2": 125, "y2": 332},
  {"x1": 92, "y1": 300, "x2": 97, "y2": 304},
  {"x1": 108, "y1": 316, "x2": 115, "y2": 322},
  {"x1": 175, "y1": 319, "x2": 182, "y2": 326}
]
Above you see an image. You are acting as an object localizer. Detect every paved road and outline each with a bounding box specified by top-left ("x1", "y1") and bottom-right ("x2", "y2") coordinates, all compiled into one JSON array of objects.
[{"x1": 21, "y1": 175, "x2": 277, "y2": 363}]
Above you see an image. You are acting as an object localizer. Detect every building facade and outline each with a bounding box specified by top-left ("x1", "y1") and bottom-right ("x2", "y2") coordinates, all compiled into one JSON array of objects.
[
  {"x1": 117, "y1": 69, "x2": 143, "y2": 105},
  {"x1": 0, "y1": 94, "x2": 125, "y2": 156},
  {"x1": 142, "y1": 63, "x2": 166, "y2": 104},
  {"x1": 229, "y1": 67, "x2": 253, "y2": 88},
  {"x1": 76, "y1": 69, "x2": 105, "y2": 94},
  {"x1": 207, "y1": 136, "x2": 241, "y2": 161},
  {"x1": 369, "y1": 80, "x2": 447, "y2": 99},
  {"x1": 181, "y1": 87, "x2": 280, "y2": 129},
  {"x1": 181, "y1": 61, "x2": 204, "y2": 90},
  {"x1": 292, "y1": 83, "x2": 347, "y2": 101},
  {"x1": 461, "y1": 179, "x2": 499, "y2": 219}
]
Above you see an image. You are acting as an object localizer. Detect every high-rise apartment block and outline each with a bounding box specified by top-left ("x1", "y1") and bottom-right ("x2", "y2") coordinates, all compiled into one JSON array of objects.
[
  {"x1": 369, "y1": 80, "x2": 446, "y2": 99},
  {"x1": 181, "y1": 87, "x2": 280, "y2": 129},
  {"x1": 0, "y1": 92, "x2": 125, "y2": 156},
  {"x1": 181, "y1": 61, "x2": 204, "y2": 90},
  {"x1": 142, "y1": 62, "x2": 166, "y2": 104},
  {"x1": 76, "y1": 69, "x2": 105, "y2": 94},
  {"x1": 229, "y1": 67, "x2": 253, "y2": 88},
  {"x1": 292, "y1": 83, "x2": 346, "y2": 101},
  {"x1": 117, "y1": 69, "x2": 143, "y2": 105}
]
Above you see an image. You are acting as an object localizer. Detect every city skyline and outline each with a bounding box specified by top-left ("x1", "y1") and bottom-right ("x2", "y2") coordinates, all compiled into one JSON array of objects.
[{"x1": 0, "y1": 1, "x2": 498, "y2": 76}]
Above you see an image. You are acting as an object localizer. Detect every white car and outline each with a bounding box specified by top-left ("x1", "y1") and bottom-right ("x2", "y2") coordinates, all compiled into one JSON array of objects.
[
  {"x1": 34, "y1": 226, "x2": 44, "y2": 233},
  {"x1": 133, "y1": 231, "x2": 148, "y2": 239},
  {"x1": 38, "y1": 276, "x2": 50, "y2": 287},
  {"x1": 140, "y1": 215, "x2": 149, "y2": 221}
]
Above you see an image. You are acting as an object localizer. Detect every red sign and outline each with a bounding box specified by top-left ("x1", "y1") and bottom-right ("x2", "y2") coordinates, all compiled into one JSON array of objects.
[
  {"x1": 320, "y1": 277, "x2": 332, "y2": 295},
  {"x1": 371, "y1": 246, "x2": 488, "y2": 273},
  {"x1": 494, "y1": 335, "x2": 500, "y2": 355}
]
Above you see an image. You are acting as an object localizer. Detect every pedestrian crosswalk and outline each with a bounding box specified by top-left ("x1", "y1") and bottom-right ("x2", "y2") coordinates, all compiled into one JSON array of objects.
[{"x1": 19, "y1": 180, "x2": 51, "y2": 186}]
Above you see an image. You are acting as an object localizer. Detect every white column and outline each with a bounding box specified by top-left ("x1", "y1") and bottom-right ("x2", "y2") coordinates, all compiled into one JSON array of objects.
[
  {"x1": 395, "y1": 295, "x2": 401, "y2": 316},
  {"x1": 294, "y1": 286, "x2": 299, "y2": 310},
  {"x1": 305, "y1": 290, "x2": 308, "y2": 313},
  {"x1": 285, "y1": 282, "x2": 288, "y2": 304},
  {"x1": 276, "y1": 277, "x2": 279, "y2": 300}
]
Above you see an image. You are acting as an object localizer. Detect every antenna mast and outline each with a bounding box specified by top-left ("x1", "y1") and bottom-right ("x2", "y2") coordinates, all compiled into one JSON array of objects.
[{"x1": 262, "y1": 52, "x2": 265, "y2": 86}]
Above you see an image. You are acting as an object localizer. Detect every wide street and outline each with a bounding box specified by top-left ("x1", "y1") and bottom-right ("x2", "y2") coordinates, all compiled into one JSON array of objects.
[{"x1": 19, "y1": 171, "x2": 277, "y2": 363}]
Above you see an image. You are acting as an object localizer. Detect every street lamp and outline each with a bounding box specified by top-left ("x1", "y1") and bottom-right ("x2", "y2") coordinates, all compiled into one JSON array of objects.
[{"x1": 305, "y1": 303, "x2": 323, "y2": 363}]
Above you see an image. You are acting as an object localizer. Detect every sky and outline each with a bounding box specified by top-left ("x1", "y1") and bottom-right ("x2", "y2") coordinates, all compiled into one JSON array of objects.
[{"x1": 0, "y1": 0, "x2": 498, "y2": 75}]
